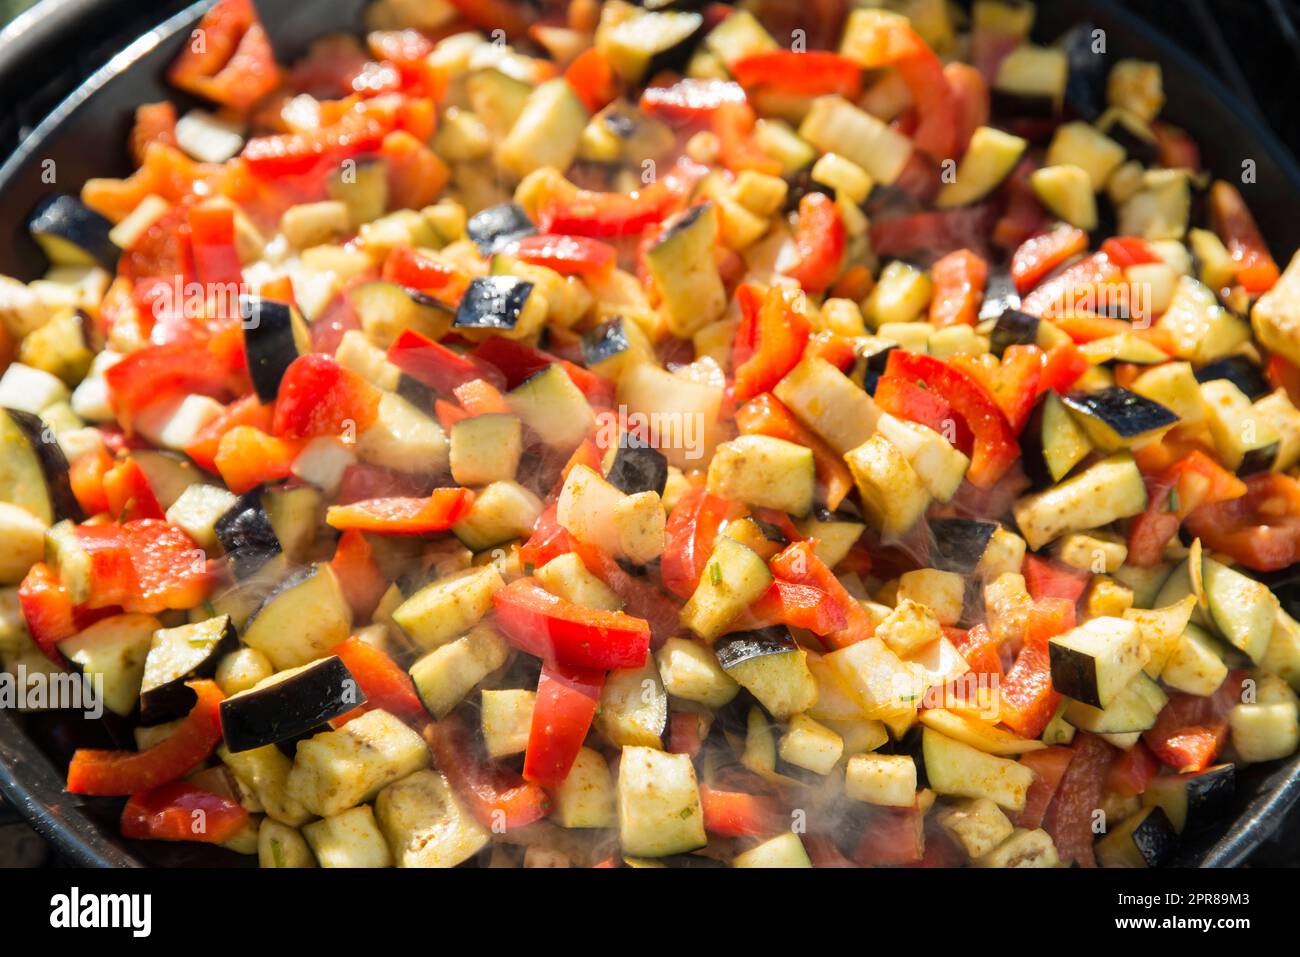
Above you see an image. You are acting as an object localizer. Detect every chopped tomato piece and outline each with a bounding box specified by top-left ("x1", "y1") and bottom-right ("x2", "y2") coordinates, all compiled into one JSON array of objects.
[
  {"x1": 187, "y1": 204, "x2": 243, "y2": 291},
  {"x1": 1184, "y1": 472, "x2": 1300, "y2": 571},
  {"x1": 166, "y1": 0, "x2": 279, "y2": 112},
  {"x1": 1209, "y1": 180, "x2": 1280, "y2": 294},
  {"x1": 1044, "y1": 732, "x2": 1116, "y2": 868},
  {"x1": 184, "y1": 394, "x2": 274, "y2": 474},
  {"x1": 1107, "y1": 742, "x2": 1160, "y2": 797},
  {"x1": 523, "y1": 661, "x2": 604, "y2": 787},
  {"x1": 121, "y1": 780, "x2": 250, "y2": 844},
  {"x1": 953, "y1": 623, "x2": 1002, "y2": 677},
  {"x1": 1015, "y1": 746, "x2": 1074, "y2": 829},
  {"x1": 492, "y1": 577, "x2": 652, "y2": 670},
  {"x1": 272, "y1": 354, "x2": 382, "y2": 439},
  {"x1": 381, "y1": 129, "x2": 450, "y2": 210},
  {"x1": 1022, "y1": 554, "x2": 1090, "y2": 604},
  {"x1": 640, "y1": 78, "x2": 747, "y2": 125},
  {"x1": 119, "y1": 520, "x2": 213, "y2": 614},
  {"x1": 67, "y1": 681, "x2": 225, "y2": 795},
  {"x1": 564, "y1": 47, "x2": 618, "y2": 114},
  {"x1": 699, "y1": 784, "x2": 781, "y2": 837}
]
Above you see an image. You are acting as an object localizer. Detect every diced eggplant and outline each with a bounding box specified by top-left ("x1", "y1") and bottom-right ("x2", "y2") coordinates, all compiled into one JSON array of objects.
[
  {"x1": 375, "y1": 768, "x2": 489, "y2": 868},
  {"x1": 1048, "y1": 616, "x2": 1147, "y2": 709},
  {"x1": 606, "y1": 441, "x2": 668, "y2": 497},
  {"x1": 58, "y1": 612, "x2": 158, "y2": 717},
  {"x1": 241, "y1": 296, "x2": 311, "y2": 403},
  {"x1": 927, "y1": 518, "x2": 998, "y2": 575},
  {"x1": 921, "y1": 728, "x2": 1035, "y2": 812},
  {"x1": 1141, "y1": 764, "x2": 1235, "y2": 833},
  {"x1": 17, "y1": 307, "x2": 94, "y2": 386},
  {"x1": 449, "y1": 414, "x2": 524, "y2": 487},
  {"x1": 714, "y1": 627, "x2": 817, "y2": 720},
  {"x1": 1058, "y1": 21, "x2": 1108, "y2": 120},
  {"x1": 617, "y1": 745, "x2": 707, "y2": 858},
  {"x1": 580, "y1": 317, "x2": 650, "y2": 379},
  {"x1": 702, "y1": 7, "x2": 775, "y2": 66},
  {"x1": 845, "y1": 433, "x2": 931, "y2": 539},
  {"x1": 1060, "y1": 387, "x2": 1178, "y2": 452},
  {"x1": 579, "y1": 101, "x2": 675, "y2": 165},
  {"x1": 0, "y1": 407, "x2": 80, "y2": 525},
  {"x1": 1202, "y1": 557, "x2": 1277, "y2": 663},
  {"x1": 935, "y1": 126, "x2": 1028, "y2": 209},
  {"x1": 992, "y1": 44, "x2": 1068, "y2": 117},
  {"x1": 1096, "y1": 107, "x2": 1160, "y2": 166},
  {"x1": 140, "y1": 615, "x2": 238, "y2": 723},
  {"x1": 644, "y1": 202, "x2": 726, "y2": 337},
  {"x1": 794, "y1": 507, "x2": 866, "y2": 569},
  {"x1": 466, "y1": 202, "x2": 537, "y2": 256},
  {"x1": 990, "y1": 308, "x2": 1039, "y2": 356},
  {"x1": 221, "y1": 655, "x2": 362, "y2": 753},
  {"x1": 1095, "y1": 806, "x2": 1179, "y2": 868},
  {"x1": 1194, "y1": 355, "x2": 1271, "y2": 403},
  {"x1": 28, "y1": 193, "x2": 118, "y2": 269},
  {"x1": 507, "y1": 364, "x2": 596, "y2": 451},
  {"x1": 453, "y1": 276, "x2": 539, "y2": 333},
  {"x1": 215, "y1": 491, "x2": 282, "y2": 580},
  {"x1": 680, "y1": 536, "x2": 772, "y2": 642},
  {"x1": 350, "y1": 281, "x2": 453, "y2": 350},
  {"x1": 1200, "y1": 379, "x2": 1281, "y2": 474},
  {"x1": 1064, "y1": 671, "x2": 1166, "y2": 733},
  {"x1": 241, "y1": 563, "x2": 353, "y2": 670},
  {"x1": 598, "y1": 8, "x2": 705, "y2": 84}
]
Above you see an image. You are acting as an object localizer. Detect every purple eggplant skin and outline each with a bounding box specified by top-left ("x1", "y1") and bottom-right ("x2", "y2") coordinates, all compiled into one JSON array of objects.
[
  {"x1": 4, "y1": 407, "x2": 82, "y2": 523},
  {"x1": 219, "y1": 655, "x2": 363, "y2": 754},
  {"x1": 466, "y1": 202, "x2": 536, "y2": 256},
  {"x1": 138, "y1": 615, "x2": 239, "y2": 724}
]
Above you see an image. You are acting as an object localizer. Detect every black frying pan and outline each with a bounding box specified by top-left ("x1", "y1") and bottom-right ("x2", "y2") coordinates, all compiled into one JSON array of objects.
[{"x1": 0, "y1": 0, "x2": 1298, "y2": 867}]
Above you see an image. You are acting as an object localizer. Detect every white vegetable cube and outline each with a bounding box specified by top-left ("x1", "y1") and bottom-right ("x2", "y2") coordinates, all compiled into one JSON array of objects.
[
  {"x1": 303, "y1": 805, "x2": 393, "y2": 868},
  {"x1": 974, "y1": 828, "x2": 1060, "y2": 868},
  {"x1": 409, "y1": 624, "x2": 510, "y2": 719},
  {"x1": 175, "y1": 109, "x2": 245, "y2": 163},
  {"x1": 451, "y1": 480, "x2": 543, "y2": 552},
  {"x1": 556, "y1": 463, "x2": 627, "y2": 556},
  {"x1": 535, "y1": 552, "x2": 622, "y2": 610},
  {"x1": 0, "y1": 362, "x2": 68, "y2": 413},
  {"x1": 291, "y1": 436, "x2": 357, "y2": 494},
  {"x1": 874, "y1": 414, "x2": 969, "y2": 503},
  {"x1": 0, "y1": 502, "x2": 46, "y2": 584},
  {"x1": 374, "y1": 769, "x2": 490, "y2": 868},
  {"x1": 655, "y1": 637, "x2": 740, "y2": 708},
  {"x1": 553, "y1": 746, "x2": 616, "y2": 829},
  {"x1": 480, "y1": 689, "x2": 536, "y2": 759},
  {"x1": 824, "y1": 637, "x2": 924, "y2": 719},
  {"x1": 897, "y1": 569, "x2": 965, "y2": 626},
  {"x1": 824, "y1": 717, "x2": 889, "y2": 755},
  {"x1": 875, "y1": 598, "x2": 944, "y2": 656},
  {"x1": 286, "y1": 709, "x2": 431, "y2": 818},
  {"x1": 1229, "y1": 701, "x2": 1300, "y2": 763},
  {"x1": 977, "y1": 526, "x2": 1027, "y2": 580},
  {"x1": 845, "y1": 752, "x2": 917, "y2": 807},
  {"x1": 778, "y1": 714, "x2": 844, "y2": 775},
  {"x1": 845, "y1": 434, "x2": 931, "y2": 539},
  {"x1": 774, "y1": 356, "x2": 879, "y2": 454},
  {"x1": 449, "y1": 413, "x2": 524, "y2": 486},
  {"x1": 921, "y1": 729, "x2": 1035, "y2": 812},
  {"x1": 165, "y1": 483, "x2": 238, "y2": 553},
  {"x1": 595, "y1": 658, "x2": 667, "y2": 749},
  {"x1": 613, "y1": 490, "x2": 666, "y2": 564},
  {"x1": 936, "y1": 797, "x2": 1015, "y2": 858},
  {"x1": 618, "y1": 747, "x2": 706, "y2": 858},
  {"x1": 731, "y1": 832, "x2": 812, "y2": 868},
  {"x1": 136, "y1": 393, "x2": 225, "y2": 451},
  {"x1": 258, "y1": 819, "x2": 315, "y2": 868},
  {"x1": 680, "y1": 536, "x2": 772, "y2": 641},
  {"x1": 706, "y1": 434, "x2": 815, "y2": 516}
]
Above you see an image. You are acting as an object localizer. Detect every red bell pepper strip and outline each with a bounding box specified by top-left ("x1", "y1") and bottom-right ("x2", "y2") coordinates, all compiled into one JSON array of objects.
[
  {"x1": 569, "y1": 541, "x2": 681, "y2": 648},
  {"x1": 1037, "y1": 342, "x2": 1089, "y2": 395},
  {"x1": 325, "y1": 489, "x2": 475, "y2": 535},
  {"x1": 387, "y1": 328, "x2": 504, "y2": 395},
  {"x1": 1044, "y1": 732, "x2": 1116, "y2": 868},
  {"x1": 1100, "y1": 235, "x2": 1160, "y2": 268},
  {"x1": 739, "y1": 580, "x2": 849, "y2": 636},
  {"x1": 129, "y1": 101, "x2": 179, "y2": 165},
  {"x1": 699, "y1": 784, "x2": 782, "y2": 838},
  {"x1": 519, "y1": 505, "x2": 573, "y2": 572},
  {"x1": 492, "y1": 577, "x2": 652, "y2": 670},
  {"x1": 19, "y1": 563, "x2": 80, "y2": 666},
  {"x1": 61, "y1": 524, "x2": 138, "y2": 610},
  {"x1": 997, "y1": 612, "x2": 1064, "y2": 739},
  {"x1": 1268, "y1": 353, "x2": 1300, "y2": 407},
  {"x1": 769, "y1": 541, "x2": 873, "y2": 649},
  {"x1": 1184, "y1": 472, "x2": 1300, "y2": 572},
  {"x1": 121, "y1": 780, "x2": 250, "y2": 843},
  {"x1": 187, "y1": 204, "x2": 243, "y2": 291},
  {"x1": 1014, "y1": 746, "x2": 1074, "y2": 829},
  {"x1": 873, "y1": 375, "x2": 972, "y2": 454},
  {"x1": 783, "y1": 193, "x2": 847, "y2": 295},
  {"x1": 1128, "y1": 451, "x2": 1246, "y2": 567},
  {"x1": 1022, "y1": 252, "x2": 1130, "y2": 321},
  {"x1": 730, "y1": 51, "x2": 863, "y2": 98},
  {"x1": 512, "y1": 234, "x2": 616, "y2": 276},
  {"x1": 1153, "y1": 122, "x2": 1202, "y2": 170},
  {"x1": 272, "y1": 354, "x2": 382, "y2": 439},
  {"x1": 329, "y1": 531, "x2": 390, "y2": 621},
  {"x1": 950, "y1": 344, "x2": 1043, "y2": 433},
  {"x1": 928, "y1": 248, "x2": 987, "y2": 327},
  {"x1": 119, "y1": 520, "x2": 214, "y2": 614},
  {"x1": 214, "y1": 426, "x2": 303, "y2": 495},
  {"x1": 943, "y1": 61, "x2": 988, "y2": 157},
  {"x1": 381, "y1": 129, "x2": 450, "y2": 211},
  {"x1": 1022, "y1": 554, "x2": 1090, "y2": 604},
  {"x1": 640, "y1": 78, "x2": 747, "y2": 125},
  {"x1": 523, "y1": 661, "x2": 604, "y2": 787},
  {"x1": 105, "y1": 340, "x2": 235, "y2": 432},
  {"x1": 882, "y1": 350, "x2": 1019, "y2": 487},
  {"x1": 381, "y1": 247, "x2": 472, "y2": 305},
  {"x1": 70, "y1": 445, "x2": 113, "y2": 517},
  {"x1": 735, "y1": 393, "x2": 854, "y2": 510},
  {"x1": 102, "y1": 457, "x2": 166, "y2": 522},
  {"x1": 166, "y1": 0, "x2": 279, "y2": 112},
  {"x1": 328, "y1": 635, "x2": 425, "y2": 727},
  {"x1": 711, "y1": 102, "x2": 782, "y2": 176},
  {"x1": 1142, "y1": 674, "x2": 1248, "y2": 772},
  {"x1": 68, "y1": 680, "x2": 225, "y2": 795},
  {"x1": 1011, "y1": 226, "x2": 1089, "y2": 295},
  {"x1": 452, "y1": 378, "x2": 510, "y2": 416},
  {"x1": 851, "y1": 803, "x2": 926, "y2": 866},
  {"x1": 804, "y1": 330, "x2": 858, "y2": 373},
  {"x1": 564, "y1": 47, "x2": 617, "y2": 114},
  {"x1": 660, "y1": 486, "x2": 741, "y2": 599},
  {"x1": 423, "y1": 713, "x2": 551, "y2": 830},
  {"x1": 1209, "y1": 180, "x2": 1280, "y2": 294},
  {"x1": 732, "y1": 284, "x2": 811, "y2": 403},
  {"x1": 537, "y1": 157, "x2": 704, "y2": 237},
  {"x1": 1107, "y1": 742, "x2": 1160, "y2": 797},
  {"x1": 184, "y1": 394, "x2": 274, "y2": 474},
  {"x1": 471, "y1": 337, "x2": 614, "y2": 407}
]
